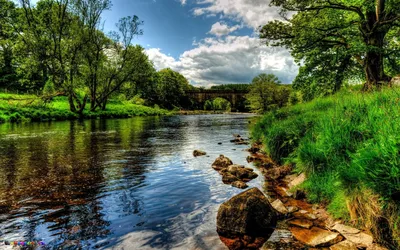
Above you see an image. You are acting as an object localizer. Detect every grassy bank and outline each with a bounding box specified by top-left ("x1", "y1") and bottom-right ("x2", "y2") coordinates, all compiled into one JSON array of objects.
[
  {"x1": 0, "y1": 93, "x2": 169, "y2": 123},
  {"x1": 251, "y1": 87, "x2": 400, "y2": 248}
]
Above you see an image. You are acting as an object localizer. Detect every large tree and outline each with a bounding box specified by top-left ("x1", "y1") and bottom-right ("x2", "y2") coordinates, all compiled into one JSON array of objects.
[
  {"x1": 246, "y1": 73, "x2": 290, "y2": 113},
  {"x1": 260, "y1": 0, "x2": 400, "y2": 91}
]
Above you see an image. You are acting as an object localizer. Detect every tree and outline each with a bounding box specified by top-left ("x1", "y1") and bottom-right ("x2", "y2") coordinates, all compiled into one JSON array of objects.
[
  {"x1": 260, "y1": 0, "x2": 400, "y2": 91},
  {"x1": 246, "y1": 73, "x2": 290, "y2": 113},
  {"x1": 156, "y1": 68, "x2": 190, "y2": 109},
  {"x1": 86, "y1": 16, "x2": 145, "y2": 111},
  {"x1": 0, "y1": 0, "x2": 18, "y2": 89}
]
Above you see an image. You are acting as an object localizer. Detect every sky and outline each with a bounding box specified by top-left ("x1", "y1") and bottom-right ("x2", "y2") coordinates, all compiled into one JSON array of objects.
[{"x1": 32, "y1": 0, "x2": 300, "y2": 87}]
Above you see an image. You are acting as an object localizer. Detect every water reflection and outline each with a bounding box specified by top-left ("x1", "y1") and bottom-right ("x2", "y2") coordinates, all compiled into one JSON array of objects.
[{"x1": 0, "y1": 114, "x2": 259, "y2": 249}]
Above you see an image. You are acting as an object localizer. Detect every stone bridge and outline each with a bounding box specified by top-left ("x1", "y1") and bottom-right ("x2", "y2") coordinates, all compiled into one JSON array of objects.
[{"x1": 186, "y1": 89, "x2": 249, "y2": 111}]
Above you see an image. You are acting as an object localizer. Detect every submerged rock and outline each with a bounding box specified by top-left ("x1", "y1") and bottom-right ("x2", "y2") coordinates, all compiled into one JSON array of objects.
[
  {"x1": 193, "y1": 150, "x2": 207, "y2": 157},
  {"x1": 217, "y1": 187, "x2": 277, "y2": 249}
]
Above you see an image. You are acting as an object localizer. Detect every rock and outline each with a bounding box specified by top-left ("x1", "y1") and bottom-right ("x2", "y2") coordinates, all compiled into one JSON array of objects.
[
  {"x1": 294, "y1": 189, "x2": 306, "y2": 200},
  {"x1": 217, "y1": 188, "x2": 277, "y2": 249},
  {"x1": 341, "y1": 232, "x2": 373, "y2": 246},
  {"x1": 293, "y1": 210, "x2": 317, "y2": 220},
  {"x1": 329, "y1": 240, "x2": 358, "y2": 250},
  {"x1": 226, "y1": 165, "x2": 258, "y2": 181},
  {"x1": 288, "y1": 173, "x2": 306, "y2": 188},
  {"x1": 290, "y1": 227, "x2": 343, "y2": 247},
  {"x1": 193, "y1": 150, "x2": 207, "y2": 157},
  {"x1": 222, "y1": 172, "x2": 240, "y2": 184},
  {"x1": 212, "y1": 155, "x2": 233, "y2": 171},
  {"x1": 276, "y1": 186, "x2": 293, "y2": 197},
  {"x1": 231, "y1": 181, "x2": 248, "y2": 189},
  {"x1": 288, "y1": 219, "x2": 314, "y2": 229},
  {"x1": 287, "y1": 206, "x2": 299, "y2": 213},
  {"x1": 218, "y1": 142, "x2": 223, "y2": 145},
  {"x1": 271, "y1": 199, "x2": 289, "y2": 215},
  {"x1": 264, "y1": 165, "x2": 292, "y2": 180},
  {"x1": 332, "y1": 224, "x2": 360, "y2": 235},
  {"x1": 367, "y1": 244, "x2": 389, "y2": 250}
]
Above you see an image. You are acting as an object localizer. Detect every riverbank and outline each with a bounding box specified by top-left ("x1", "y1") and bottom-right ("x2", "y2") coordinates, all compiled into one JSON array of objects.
[
  {"x1": 0, "y1": 93, "x2": 170, "y2": 123},
  {"x1": 251, "y1": 88, "x2": 400, "y2": 249}
]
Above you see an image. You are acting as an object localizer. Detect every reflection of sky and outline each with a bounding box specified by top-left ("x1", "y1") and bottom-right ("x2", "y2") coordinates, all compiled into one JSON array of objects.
[{"x1": 0, "y1": 114, "x2": 263, "y2": 250}]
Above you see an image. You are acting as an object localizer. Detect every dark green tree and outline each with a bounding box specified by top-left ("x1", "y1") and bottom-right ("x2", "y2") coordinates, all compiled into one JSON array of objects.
[{"x1": 260, "y1": 0, "x2": 400, "y2": 92}]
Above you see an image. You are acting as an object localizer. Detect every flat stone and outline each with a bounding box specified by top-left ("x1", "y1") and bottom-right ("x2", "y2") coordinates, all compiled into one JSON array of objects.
[
  {"x1": 288, "y1": 173, "x2": 306, "y2": 188},
  {"x1": 329, "y1": 240, "x2": 358, "y2": 250},
  {"x1": 293, "y1": 210, "x2": 317, "y2": 220},
  {"x1": 287, "y1": 206, "x2": 299, "y2": 213},
  {"x1": 343, "y1": 232, "x2": 373, "y2": 245},
  {"x1": 332, "y1": 224, "x2": 360, "y2": 234},
  {"x1": 271, "y1": 199, "x2": 289, "y2": 214},
  {"x1": 276, "y1": 186, "x2": 293, "y2": 197},
  {"x1": 290, "y1": 227, "x2": 343, "y2": 247},
  {"x1": 288, "y1": 219, "x2": 313, "y2": 229}
]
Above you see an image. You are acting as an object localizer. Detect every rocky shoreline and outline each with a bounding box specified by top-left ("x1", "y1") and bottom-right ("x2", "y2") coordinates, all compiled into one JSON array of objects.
[
  {"x1": 247, "y1": 142, "x2": 388, "y2": 250},
  {"x1": 196, "y1": 135, "x2": 390, "y2": 250}
]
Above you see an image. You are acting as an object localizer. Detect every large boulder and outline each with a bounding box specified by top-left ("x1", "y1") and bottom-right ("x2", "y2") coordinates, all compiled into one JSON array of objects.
[
  {"x1": 212, "y1": 155, "x2": 233, "y2": 171},
  {"x1": 217, "y1": 188, "x2": 277, "y2": 249}
]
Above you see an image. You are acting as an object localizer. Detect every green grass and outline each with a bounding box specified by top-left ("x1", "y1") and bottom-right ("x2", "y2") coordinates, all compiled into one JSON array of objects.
[
  {"x1": 252, "y1": 87, "x2": 400, "y2": 247},
  {"x1": 0, "y1": 93, "x2": 170, "y2": 123}
]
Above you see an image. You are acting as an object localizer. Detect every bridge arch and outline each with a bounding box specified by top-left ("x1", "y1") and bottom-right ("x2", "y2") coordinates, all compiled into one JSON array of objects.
[{"x1": 186, "y1": 89, "x2": 248, "y2": 112}]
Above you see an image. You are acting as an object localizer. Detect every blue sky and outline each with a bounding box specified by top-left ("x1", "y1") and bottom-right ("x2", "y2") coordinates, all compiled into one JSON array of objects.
[
  {"x1": 101, "y1": 0, "x2": 253, "y2": 59},
  {"x1": 29, "y1": 0, "x2": 299, "y2": 87}
]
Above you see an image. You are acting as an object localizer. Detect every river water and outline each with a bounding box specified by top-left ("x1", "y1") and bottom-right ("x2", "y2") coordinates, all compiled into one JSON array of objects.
[{"x1": 0, "y1": 114, "x2": 265, "y2": 250}]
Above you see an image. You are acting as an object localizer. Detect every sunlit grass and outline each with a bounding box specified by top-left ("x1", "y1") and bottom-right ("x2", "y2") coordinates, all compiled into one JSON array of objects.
[
  {"x1": 0, "y1": 94, "x2": 169, "y2": 123},
  {"x1": 252, "y1": 86, "x2": 400, "y2": 247}
]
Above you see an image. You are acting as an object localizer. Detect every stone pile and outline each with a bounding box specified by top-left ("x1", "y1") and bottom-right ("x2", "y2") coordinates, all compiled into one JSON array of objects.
[{"x1": 212, "y1": 155, "x2": 258, "y2": 189}]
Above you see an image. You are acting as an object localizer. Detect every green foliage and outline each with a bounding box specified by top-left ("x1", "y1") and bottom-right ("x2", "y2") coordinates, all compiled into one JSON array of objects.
[
  {"x1": 203, "y1": 98, "x2": 231, "y2": 111},
  {"x1": 156, "y1": 68, "x2": 190, "y2": 109},
  {"x1": 245, "y1": 73, "x2": 291, "y2": 113},
  {"x1": 210, "y1": 84, "x2": 249, "y2": 91},
  {"x1": 0, "y1": 93, "x2": 168, "y2": 123},
  {"x1": 42, "y1": 79, "x2": 55, "y2": 95},
  {"x1": 261, "y1": 0, "x2": 400, "y2": 93}
]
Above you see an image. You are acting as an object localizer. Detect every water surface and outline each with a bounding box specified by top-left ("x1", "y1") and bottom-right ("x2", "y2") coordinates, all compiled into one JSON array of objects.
[{"x1": 0, "y1": 114, "x2": 263, "y2": 249}]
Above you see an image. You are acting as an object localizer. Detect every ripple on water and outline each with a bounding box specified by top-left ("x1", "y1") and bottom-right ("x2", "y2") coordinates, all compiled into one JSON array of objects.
[{"x1": 0, "y1": 114, "x2": 260, "y2": 249}]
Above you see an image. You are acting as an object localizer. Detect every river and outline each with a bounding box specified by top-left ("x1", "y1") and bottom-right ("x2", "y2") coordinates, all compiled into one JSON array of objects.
[{"x1": 0, "y1": 114, "x2": 264, "y2": 249}]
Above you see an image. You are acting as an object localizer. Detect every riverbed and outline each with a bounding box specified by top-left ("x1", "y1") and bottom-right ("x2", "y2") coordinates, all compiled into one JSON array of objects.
[{"x1": 0, "y1": 114, "x2": 263, "y2": 249}]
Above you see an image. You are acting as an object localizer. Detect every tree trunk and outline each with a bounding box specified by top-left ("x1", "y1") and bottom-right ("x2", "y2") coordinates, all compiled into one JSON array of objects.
[
  {"x1": 334, "y1": 56, "x2": 351, "y2": 92},
  {"x1": 363, "y1": 9, "x2": 390, "y2": 90},
  {"x1": 68, "y1": 94, "x2": 76, "y2": 112}
]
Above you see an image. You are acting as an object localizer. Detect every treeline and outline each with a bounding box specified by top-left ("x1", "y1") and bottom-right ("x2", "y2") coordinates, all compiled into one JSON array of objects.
[
  {"x1": 210, "y1": 84, "x2": 249, "y2": 91},
  {"x1": 0, "y1": 0, "x2": 192, "y2": 113}
]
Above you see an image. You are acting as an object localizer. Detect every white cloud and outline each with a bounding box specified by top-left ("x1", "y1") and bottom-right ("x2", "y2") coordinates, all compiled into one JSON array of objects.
[
  {"x1": 208, "y1": 22, "x2": 241, "y2": 37},
  {"x1": 180, "y1": 0, "x2": 187, "y2": 5},
  {"x1": 193, "y1": 0, "x2": 281, "y2": 29},
  {"x1": 145, "y1": 36, "x2": 298, "y2": 87}
]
